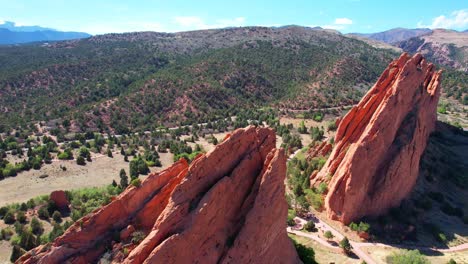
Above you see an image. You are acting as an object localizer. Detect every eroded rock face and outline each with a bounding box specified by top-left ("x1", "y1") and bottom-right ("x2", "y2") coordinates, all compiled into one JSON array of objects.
[
  {"x1": 311, "y1": 53, "x2": 442, "y2": 224},
  {"x1": 19, "y1": 126, "x2": 300, "y2": 264}
]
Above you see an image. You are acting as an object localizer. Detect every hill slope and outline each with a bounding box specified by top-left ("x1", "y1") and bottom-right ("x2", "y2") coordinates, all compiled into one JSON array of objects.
[
  {"x1": 0, "y1": 26, "x2": 397, "y2": 133},
  {"x1": 398, "y1": 29, "x2": 468, "y2": 71},
  {"x1": 351, "y1": 28, "x2": 432, "y2": 44}
]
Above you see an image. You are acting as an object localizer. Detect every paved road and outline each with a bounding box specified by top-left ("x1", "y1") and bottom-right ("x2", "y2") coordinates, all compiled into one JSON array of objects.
[{"x1": 288, "y1": 215, "x2": 468, "y2": 264}]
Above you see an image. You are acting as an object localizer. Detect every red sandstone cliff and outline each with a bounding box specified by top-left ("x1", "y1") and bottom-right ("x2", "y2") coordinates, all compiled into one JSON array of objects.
[
  {"x1": 311, "y1": 53, "x2": 442, "y2": 224},
  {"x1": 18, "y1": 126, "x2": 300, "y2": 264}
]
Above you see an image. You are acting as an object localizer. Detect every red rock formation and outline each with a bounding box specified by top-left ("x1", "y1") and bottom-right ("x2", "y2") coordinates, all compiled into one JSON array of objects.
[
  {"x1": 49, "y1": 190, "x2": 69, "y2": 209},
  {"x1": 311, "y1": 53, "x2": 442, "y2": 224},
  {"x1": 18, "y1": 126, "x2": 300, "y2": 264},
  {"x1": 306, "y1": 141, "x2": 332, "y2": 161}
]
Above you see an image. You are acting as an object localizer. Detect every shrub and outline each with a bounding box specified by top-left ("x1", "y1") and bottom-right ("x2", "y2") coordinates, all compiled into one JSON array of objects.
[
  {"x1": 57, "y1": 151, "x2": 72, "y2": 160},
  {"x1": 17, "y1": 211, "x2": 27, "y2": 224},
  {"x1": 298, "y1": 121, "x2": 308, "y2": 134},
  {"x1": 10, "y1": 245, "x2": 26, "y2": 263},
  {"x1": 0, "y1": 206, "x2": 8, "y2": 218},
  {"x1": 296, "y1": 195, "x2": 310, "y2": 212},
  {"x1": 310, "y1": 127, "x2": 324, "y2": 141},
  {"x1": 120, "y1": 169, "x2": 129, "y2": 189},
  {"x1": 437, "y1": 233, "x2": 447, "y2": 243},
  {"x1": 317, "y1": 182, "x2": 328, "y2": 194},
  {"x1": 327, "y1": 121, "x2": 337, "y2": 131},
  {"x1": 38, "y1": 207, "x2": 49, "y2": 220},
  {"x1": 1, "y1": 228, "x2": 14, "y2": 240},
  {"x1": 48, "y1": 223, "x2": 64, "y2": 241},
  {"x1": 305, "y1": 190, "x2": 324, "y2": 210},
  {"x1": 76, "y1": 156, "x2": 86, "y2": 165},
  {"x1": 47, "y1": 200, "x2": 58, "y2": 215},
  {"x1": 324, "y1": 231, "x2": 334, "y2": 240},
  {"x1": 19, "y1": 228, "x2": 38, "y2": 250},
  {"x1": 349, "y1": 221, "x2": 371, "y2": 233},
  {"x1": 304, "y1": 221, "x2": 317, "y2": 232},
  {"x1": 349, "y1": 222, "x2": 359, "y2": 231},
  {"x1": 52, "y1": 211, "x2": 62, "y2": 223},
  {"x1": 386, "y1": 249, "x2": 429, "y2": 264},
  {"x1": 30, "y1": 217, "x2": 43, "y2": 235},
  {"x1": 131, "y1": 178, "x2": 141, "y2": 187},
  {"x1": 19, "y1": 203, "x2": 28, "y2": 211},
  {"x1": 4, "y1": 211, "x2": 16, "y2": 224},
  {"x1": 358, "y1": 222, "x2": 370, "y2": 233},
  {"x1": 131, "y1": 231, "x2": 145, "y2": 245},
  {"x1": 26, "y1": 199, "x2": 36, "y2": 209},
  {"x1": 129, "y1": 157, "x2": 149, "y2": 178},
  {"x1": 339, "y1": 237, "x2": 352, "y2": 254}
]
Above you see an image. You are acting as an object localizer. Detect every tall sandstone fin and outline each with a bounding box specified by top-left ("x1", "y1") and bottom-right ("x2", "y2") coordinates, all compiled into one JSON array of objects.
[
  {"x1": 311, "y1": 53, "x2": 442, "y2": 224},
  {"x1": 18, "y1": 126, "x2": 300, "y2": 264}
]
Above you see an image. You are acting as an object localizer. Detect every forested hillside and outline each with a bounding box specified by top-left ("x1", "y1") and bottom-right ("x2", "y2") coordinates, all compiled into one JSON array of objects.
[{"x1": 3, "y1": 26, "x2": 464, "y2": 133}]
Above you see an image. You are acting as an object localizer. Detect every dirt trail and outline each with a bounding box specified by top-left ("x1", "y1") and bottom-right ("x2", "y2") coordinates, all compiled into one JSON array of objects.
[{"x1": 288, "y1": 215, "x2": 468, "y2": 264}]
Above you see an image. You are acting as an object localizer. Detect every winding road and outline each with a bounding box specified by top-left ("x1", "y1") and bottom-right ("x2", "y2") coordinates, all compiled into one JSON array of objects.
[{"x1": 287, "y1": 215, "x2": 468, "y2": 264}]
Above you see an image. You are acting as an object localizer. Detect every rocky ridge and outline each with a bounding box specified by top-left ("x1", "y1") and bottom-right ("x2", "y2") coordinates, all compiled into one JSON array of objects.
[
  {"x1": 311, "y1": 53, "x2": 442, "y2": 224},
  {"x1": 18, "y1": 126, "x2": 300, "y2": 264}
]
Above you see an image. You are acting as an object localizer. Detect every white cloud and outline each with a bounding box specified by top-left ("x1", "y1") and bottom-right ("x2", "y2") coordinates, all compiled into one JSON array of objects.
[
  {"x1": 417, "y1": 9, "x2": 468, "y2": 29},
  {"x1": 317, "y1": 17, "x2": 353, "y2": 31},
  {"x1": 322, "y1": 24, "x2": 345, "y2": 30},
  {"x1": 335, "y1": 18, "x2": 353, "y2": 25},
  {"x1": 173, "y1": 16, "x2": 246, "y2": 30},
  {"x1": 0, "y1": 19, "x2": 4, "y2": 24}
]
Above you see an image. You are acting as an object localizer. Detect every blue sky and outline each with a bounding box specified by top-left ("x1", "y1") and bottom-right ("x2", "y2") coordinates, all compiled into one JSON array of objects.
[{"x1": 0, "y1": 0, "x2": 467, "y2": 35}]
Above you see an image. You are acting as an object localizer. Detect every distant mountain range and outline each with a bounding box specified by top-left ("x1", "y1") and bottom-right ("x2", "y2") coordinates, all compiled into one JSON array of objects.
[
  {"x1": 0, "y1": 21, "x2": 90, "y2": 45},
  {"x1": 349, "y1": 28, "x2": 433, "y2": 44}
]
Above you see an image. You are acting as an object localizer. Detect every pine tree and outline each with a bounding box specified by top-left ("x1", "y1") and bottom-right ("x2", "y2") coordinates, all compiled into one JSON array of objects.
[{"x1": 120, "y1": 169, "x2": 128, "y2": 189}]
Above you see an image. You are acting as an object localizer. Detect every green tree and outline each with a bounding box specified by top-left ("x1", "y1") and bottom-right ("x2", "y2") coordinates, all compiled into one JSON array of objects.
[
  {"x1": 324, "y1": 231, "x2": 334, "y2": 240},
  {"x1": 339, "y1": 237, "x2": 352, "y2": 254},
  {"x1": 76, "y1": 156, "x2": 86, "y2": 165},
  {"x1": 298, "y1": 121, "x2": 308, "y2": 134},
  {"x1": 292, "y1": 239, "x2": 317, "y2": 264},
  {"x1": 129, "y1": 157, "x2": 149, "y2": 178},
  {"x1": 10, "y1": 245, "x2": 26, "y2": 262},
  {"x1": 120, "y1": 169, "x2": 129, "y2": 189},
  {"x1": 17, "y1": 211, "x2": 27, "y2": 224},
  {"x1": 48, "y1": 223, "x2": 64, "y2": 241},
  {"x1": 38, "y1": 207, "x2": 49, "y2": 220},
  {"x1": 30, "y1": 217, "x2": 43, "y2": 235},
  {"x1": 296, "y1": 195, "x2": 310, "y2": 212},
  {"x1": 52, "y1": 211, "x2": 62, "y2": 223},
  {"x1": 19, "y1": 228, "x2": 38, "y2": 250},
  {"x1": 3, "y1": 211, "x2": 15, "y2": 224},
  {"x1": 304, "y1": 221, "x2": 317, "y2": 232}
]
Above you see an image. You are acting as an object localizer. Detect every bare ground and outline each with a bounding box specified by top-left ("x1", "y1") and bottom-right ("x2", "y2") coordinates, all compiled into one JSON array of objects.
[
  {"x1": 289, "y1": 234, "x2": 360, "y2": 264},
  {"x1": 0, "y1": 151, "x2": 174, "y2": 207},
  {"x1": 363, "y1": 245, "x2": 468, "y2": 264},
  {"x1": 0, "y1": 241, "x2": 12, "y2": 264}
]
